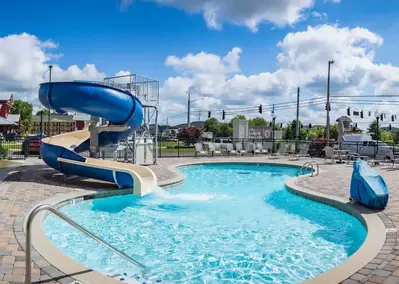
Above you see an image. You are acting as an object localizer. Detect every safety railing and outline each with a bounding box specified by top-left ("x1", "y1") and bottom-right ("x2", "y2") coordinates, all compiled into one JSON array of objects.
[
  {"x1": 297, "y1": 160, "x2": 319, "y2": 177},
  {"x1": 25, "y1": 204, "x2": 147, "y2": 284}
]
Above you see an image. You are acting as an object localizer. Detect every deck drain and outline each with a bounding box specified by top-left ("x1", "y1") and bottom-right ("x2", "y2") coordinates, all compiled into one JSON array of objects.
[
  {"x1": 70, "y1": 281, "x2": 83, "y2": 284},
  {"x1": 386, "y1": 228, "x2": 397, "y2": 233}
]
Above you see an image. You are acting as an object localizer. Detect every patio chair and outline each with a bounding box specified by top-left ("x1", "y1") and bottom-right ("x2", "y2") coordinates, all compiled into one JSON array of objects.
[
  {"x1": 376, "y1": 149, "x2": 399, "y2": 168},
  {"x1": 194, "y1": 143, "x2": 208, "y2": 157},
  {"x1": 248, "y1": 143, "x2": 261, "y2": 155},
  {"x1": 256, "y1": 143, "x2": 269, "y2": 155},
  {"x1": 368, "y1": 149, "x2": 389, "y2": 166},
  {"x1": 289, "y1": 144, "x2": 310, "y2": 161},
  {"x1": 235, "y1": 143, "x2": 247, "y2": 156},
  {"x1": 324, "y1": 146, "x2": 340, "y2": 164},
  {"x1": 208, "y1": 143, "x2": 222, "y2": 156},
  {"x1": 269, "y1": 144, "x2": 287, "y2": 159},
  {"x1": 226, "y1": 143, "x2": 238, "y2": 156}
]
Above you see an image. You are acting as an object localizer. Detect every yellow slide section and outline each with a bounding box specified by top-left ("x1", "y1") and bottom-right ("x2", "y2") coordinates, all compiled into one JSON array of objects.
[{"x1": 42, "y1": 131, "x2": 158, "y2": 196}]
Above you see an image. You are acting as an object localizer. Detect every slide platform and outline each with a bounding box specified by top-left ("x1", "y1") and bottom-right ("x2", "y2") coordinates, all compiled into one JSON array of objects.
[{"x1": 38, "y1": 82, "x2": 157, "y2": 196}]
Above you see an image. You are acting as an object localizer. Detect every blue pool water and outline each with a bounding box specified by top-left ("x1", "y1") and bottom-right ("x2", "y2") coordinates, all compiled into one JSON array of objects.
[{"x1": 43, "y1": 164, "x2": 366, "y2": 283}]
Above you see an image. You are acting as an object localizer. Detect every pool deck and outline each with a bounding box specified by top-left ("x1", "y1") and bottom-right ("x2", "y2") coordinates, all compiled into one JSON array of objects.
[{"x1": 0, "y1": 156, "x2": 398, "y2": 283}]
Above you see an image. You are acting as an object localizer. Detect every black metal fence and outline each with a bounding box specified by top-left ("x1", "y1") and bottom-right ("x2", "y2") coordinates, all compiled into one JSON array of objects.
[
  {"x1": 0, "y1": 137, "x2": 29, "y2": 160},
  {"x1": 157, "y1": 137, "x2": 399, "y2": 159}
]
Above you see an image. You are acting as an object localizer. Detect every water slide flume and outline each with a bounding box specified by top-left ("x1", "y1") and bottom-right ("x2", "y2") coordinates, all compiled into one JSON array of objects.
[{"x1": 38, "y1": 82, "x2": 157, "y2": 196}]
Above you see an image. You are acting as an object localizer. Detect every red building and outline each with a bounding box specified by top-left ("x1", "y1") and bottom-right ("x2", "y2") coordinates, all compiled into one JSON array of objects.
[{"x1": 0, "y1": 94, "x2": 20, "y2": 133}]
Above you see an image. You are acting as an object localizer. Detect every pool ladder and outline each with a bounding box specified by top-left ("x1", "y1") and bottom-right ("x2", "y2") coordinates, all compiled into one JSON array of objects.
[
  {"x1": 296, "y1": 160, "x2": 319, "y2": 177},
  {"x1": 25, "y1": 204, "x2": 148, "y2": 284}
]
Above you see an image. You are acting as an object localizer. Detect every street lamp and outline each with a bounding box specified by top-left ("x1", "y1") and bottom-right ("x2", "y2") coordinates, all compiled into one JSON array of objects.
[
  {"x1": 272, "y1": 112, "x2": 277, "y2": 153},
  {"x1": 375, "y1": 111, "x2": 380, "y2": 156},
  {"x1": 326, "y1": 60, "x2": 334, "y2": 141}
]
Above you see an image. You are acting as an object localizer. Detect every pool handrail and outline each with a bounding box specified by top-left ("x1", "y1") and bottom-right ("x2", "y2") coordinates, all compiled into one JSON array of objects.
[
  {"x1": 25, "y1": 204, "x2": 147, "y2": 284},
  {"x1": 297, "y1": 160, "x2": 319, "y2": 177}
]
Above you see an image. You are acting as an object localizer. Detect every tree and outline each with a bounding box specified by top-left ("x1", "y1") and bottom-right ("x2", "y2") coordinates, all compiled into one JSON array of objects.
[
  {"x1": 36, "y1": 109, "x2": 50, "y2": 116},
  {"x1": 220, "y1": 122, "x2": 233, "y2": 137},
  {"x1": 12, "y1": 100, "x2": 33, "y2": 121},
  {"x1": 330, "y1": 124, "x2": 339, "y2": 141},
  {"x1": 12, "y1": 100, "x2": 33, "y2": 134},
  {"x1": 229, "y1": 114, "x2": 247, "y2": 127},
  {"x1": 176, "y1": 127, "x2": 203, "y2": 145},
  {"x1": 203, "y1": 118, "x2": 221, "y2": 137},
  {"x1": 249, "y1": 117, "x2": 268, "y2": 127},
  {"x1": 394, "y1": 132, "x2": 399, "y2": 144},
  {"x1": 380, "y1": 130, "x2": 393, "y2": 143},
  {"x1": 283, "y1": 120, "x2": 303, "y2": 140},
  {"x1": 368, "y1": 120, "x2": 380, "y2": 140},
  {"x1": 307, "y1": 126, "x2": 324, "y2": 140}
]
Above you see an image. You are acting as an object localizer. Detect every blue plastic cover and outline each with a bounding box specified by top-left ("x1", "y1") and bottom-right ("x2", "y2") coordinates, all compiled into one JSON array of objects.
[{"x1": 350, "y1": 160, "x2": 389, "y2": 209}]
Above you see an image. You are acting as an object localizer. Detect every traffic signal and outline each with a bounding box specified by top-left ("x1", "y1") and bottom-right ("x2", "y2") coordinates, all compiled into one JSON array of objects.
[
  {"x1": 355, "y1": 123, "x2": 358, "y2": 128},
  {"x1": 259, "y1": 104, "x2": 262, "y2": 114},
  {"x1": 389, "y1": 124, "x2": 392, "y2": 131},
  {"x1": 269, "y1": 122, "x2": 272, "y2": 127},
  {"x1": 308, "y1": 123, "x2": 312, "y2": 128},
  {"x1": 369, "y1": 111, "x2": 371, "y2": 116},
  {"x1": 208, "y1": 111, "x2": 211, "y2": 118},
  {"x1": 360, "y1": 111, "x2": 363, "y2": 119},
  {"x1": 347, "y1": 107, "x2": 350, "y2": 116},
  {"x1": 392, "y1": 115, "x2": 395, "y2": 122},
  {"x1": 280, "y1": 123, "x2": 283, "y2": 128},
  {"x1": 380, "y1": 114, "x2": 384, "y2": 121},
  {"x1": 325, "y1": 103, "x2": 331, "y2": 111},
  {"x1": 222, "y1": 110, "x2": 225, "y2": 120}
]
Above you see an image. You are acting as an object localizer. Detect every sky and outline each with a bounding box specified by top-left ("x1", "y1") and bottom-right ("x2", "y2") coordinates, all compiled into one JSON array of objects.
[{"x1": 1, "y1": 0, "x2": 399, "y2": 127}]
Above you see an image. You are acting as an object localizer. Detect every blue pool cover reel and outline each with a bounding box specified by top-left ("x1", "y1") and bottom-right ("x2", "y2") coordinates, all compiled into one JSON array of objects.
[{"x1": 350, "y1": 160, "x2": 389, "y2": 209}]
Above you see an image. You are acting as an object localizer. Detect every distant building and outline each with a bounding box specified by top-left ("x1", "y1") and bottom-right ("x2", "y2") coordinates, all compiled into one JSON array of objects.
[
  {"x1": 33, "y1": 113, "x2": 90, "y2": 136},
  {"x1": 0, "y1": 94, "x2": 20, "y2": 133}
]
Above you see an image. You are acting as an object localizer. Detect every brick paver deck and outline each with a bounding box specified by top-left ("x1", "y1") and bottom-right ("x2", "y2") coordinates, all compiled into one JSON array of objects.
[{"x1": 0, "y1": 157, "x2": 397, "y2": 283}]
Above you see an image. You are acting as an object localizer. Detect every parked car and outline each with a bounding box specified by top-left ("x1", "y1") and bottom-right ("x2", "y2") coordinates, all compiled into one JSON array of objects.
[
  {"x1": 22, "y1": 134, "x2": 48, "y2": 155},
  {"x1": 5, "y1": 132, "x2": 18, "y2": 141}
]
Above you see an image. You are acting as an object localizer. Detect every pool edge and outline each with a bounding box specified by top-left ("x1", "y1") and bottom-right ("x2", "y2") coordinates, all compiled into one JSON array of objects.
[
  {"x1": 24, "y1": 160, "x2": 384, "y2": 284},
  {"x1": 285, "y1": 177, "x2": 386, "y2": 284}
]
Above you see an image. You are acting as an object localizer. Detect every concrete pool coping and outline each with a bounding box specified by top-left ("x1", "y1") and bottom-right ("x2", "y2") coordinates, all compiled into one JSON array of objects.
[{"x1": 25, "y1": 160, "x2": 385, "y2": 284}]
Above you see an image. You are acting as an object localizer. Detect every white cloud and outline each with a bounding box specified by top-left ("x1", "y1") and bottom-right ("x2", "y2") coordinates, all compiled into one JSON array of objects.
[
  {"x1": 311, "y1": 11, "x2": 327, "y2": 20},
  {"x1": 126, "y1": 0, "x2": 316, "y2": 31},
  {"x1": 0, "y1": 33, "x2": 107, "y2": 105},
  {"x1": 160, "y1": 25, "x2": 399, "y2": 124}
]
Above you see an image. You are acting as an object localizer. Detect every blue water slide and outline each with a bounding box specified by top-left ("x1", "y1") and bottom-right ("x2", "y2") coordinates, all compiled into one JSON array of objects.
[{"x1": 38, "y1": 82, "x2": 156, "y2": 195}]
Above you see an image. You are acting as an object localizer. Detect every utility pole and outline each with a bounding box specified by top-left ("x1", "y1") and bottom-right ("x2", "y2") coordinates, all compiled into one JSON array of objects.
[
  {"x1": 296, "y1": 87, "x2": 300, "y2": 144},
  {"x1": 272, "y1": 104, "x2": 276, "y2": 153},
  {"x1": 187, "y1": 93, "x2": 191, "y2": 127},
  {"x1": 326, "y1": 60, "x2": 334, "y2": 141},
  {"x1": 198, "y1": 111, "x2": 201, "y2": 121},
  {"x1": 48, "y1": 65, "x2": 53, "y2": 136}
]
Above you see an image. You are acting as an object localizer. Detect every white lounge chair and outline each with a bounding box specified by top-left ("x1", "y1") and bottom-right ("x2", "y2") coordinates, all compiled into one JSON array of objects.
[
  {"x1": 289, "y1": 144, "x2": 310, "y2": 161},
  {"x1": 194, "y1": 143, "x2": 208, "y2": 157},
  {"x1": 226, "y1": 144, "x2": 238, "y2": 156},
  {"x1": 208, "y1": 143, "x2": 222, "y2": 156},
  {"x1": 269, "y1": 144, "x2": 287, "y2": 159},
  {"x1": 385, "y1": 149, "x2": 399, "y2": 168},
  {"x1": 367, "y1": 149, "x2": 386, "y2": 166},
  {"x1": 235, "y1": 143, "x2": 247, "y2": 156},
  {"x1": 248, "y1": 143, "x2": 261, "y2": 155},
  {"x1": 324, "y1": 146, "x2": 340, "y2": 164},
  {"x1": 256, "y1": 143, "x2": 269, "y2": 155}
]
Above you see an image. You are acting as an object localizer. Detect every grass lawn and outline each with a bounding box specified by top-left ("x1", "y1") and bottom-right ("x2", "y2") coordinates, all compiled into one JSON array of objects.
[
  {"x1": 1, "y1": 142, "x2": 22, "y2": 151},
  {"x1": 158, "y1": 141, "x2": 195, "y2": 154}
]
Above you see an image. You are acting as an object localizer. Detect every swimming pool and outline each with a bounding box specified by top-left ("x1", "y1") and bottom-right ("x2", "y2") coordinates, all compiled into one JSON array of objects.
[{"x1": 43, "y1": 163, "x2": 366, "y2": 283}]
